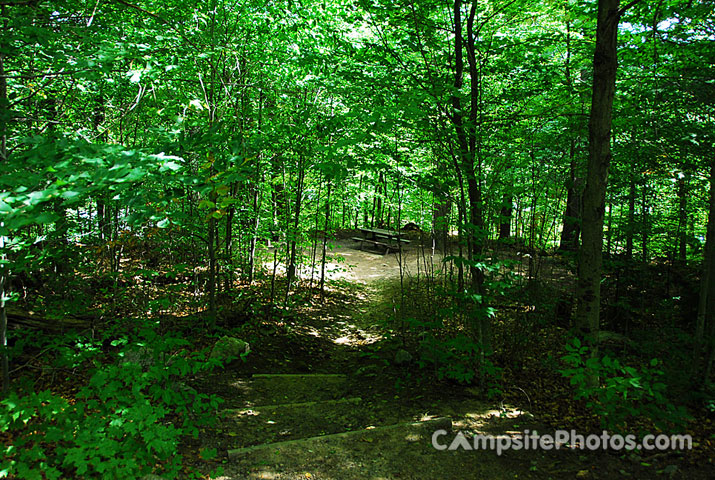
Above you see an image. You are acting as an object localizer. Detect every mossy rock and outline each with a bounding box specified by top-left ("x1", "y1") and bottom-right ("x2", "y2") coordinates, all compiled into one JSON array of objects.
[{"x1": 210, "y1": 336, "x2": 250, "y2": 361}]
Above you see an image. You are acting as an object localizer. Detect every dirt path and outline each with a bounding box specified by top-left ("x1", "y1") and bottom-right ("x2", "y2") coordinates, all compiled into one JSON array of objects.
[
  {"x1": 263, "y1": 239, "x2": 446, "y2": 284},
  {"x1": 188, "y1": 244, "x2": 694, "y2": 479}
]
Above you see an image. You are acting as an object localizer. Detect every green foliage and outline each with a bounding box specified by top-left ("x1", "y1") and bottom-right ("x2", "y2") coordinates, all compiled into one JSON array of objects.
[
  {"x1": 560, "y1": 337, "x2": 689, "y2": 433},
  {"x1": 406, "y1": 314, "x2": 502, "y2": 396},
  {"x1": 0, "y1": 330, "x2": 224, "y2": 479},
  {"x1": 706, "y1": 398, "x2": 715, "y2": 414}
]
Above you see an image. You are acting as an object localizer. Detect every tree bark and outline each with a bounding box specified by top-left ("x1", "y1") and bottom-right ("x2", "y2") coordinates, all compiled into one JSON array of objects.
[
  {"x1": 320, "y1": 180, "x2": 331, "y2": 298},
  {"x1": 207, "y1": 207, "x2": 217, "y2": 318},
  {"x1": 433, "y1": 193, "x2": 451, "y2": 252},
  {"x1": 498, "y1": 194, "x2": 512, "y2": 240},
  {"x1": 575, "y1": 0, "x2": 621, "y2": 353},
  {"x1": 225, "y1": 189, "x2": 234, "y2": 292},
  {"x1": 677, "y1": 174, "x2": 688, "y2": 262},
  {"x1": 285, "y1": 155, "x2": 305, "y2": 302},
  {"x1": 558, "y1": 17, "x2": 582, "y2": 254},
  {"x1": 605, "y1": 202, "x2": 614, "y2": 255},
  {"x1": 559, "y1": 140, "x2": 581, "y2": 251},
  {"x1": 642, "y1": 184, "x2": 649, "y2": 262},
  {"x1": 1, "y1": 14, "x2": 9, "y2": 393},
  {"x1": 696, "y1": 157, "x2": 715, "y2": 382},
  {"x1": 451, "y1": 0, "x2": 488, "y2": 352},
  {"x1": 248, "y1": 90, "x2": 264, "y2": 284},
  {"x1": 0, "y1": 229, "x2": 7, "y2": 394},
  {"x1": 626, "y1": 179, "x2": 635, "y2": 259}
]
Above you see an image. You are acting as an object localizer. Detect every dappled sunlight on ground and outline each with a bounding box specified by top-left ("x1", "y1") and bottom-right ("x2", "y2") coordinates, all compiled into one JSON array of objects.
[{"x1": 261, "y1": 240, "x2": 446, "y2": 284}]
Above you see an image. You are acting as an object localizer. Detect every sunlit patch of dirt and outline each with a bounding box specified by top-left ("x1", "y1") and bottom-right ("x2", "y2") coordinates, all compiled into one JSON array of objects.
[{"x1": 260, "y1": 240, "x2": 446, "y2": 284}]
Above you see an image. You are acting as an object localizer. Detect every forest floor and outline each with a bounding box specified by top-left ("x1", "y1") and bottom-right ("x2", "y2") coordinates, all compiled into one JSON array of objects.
[
  {"x1": 261, "y1": 237, "x2": 446, "y2": 283},
  {"x1": 183, "y1": 240, "x2": 712, "y2": 480}
]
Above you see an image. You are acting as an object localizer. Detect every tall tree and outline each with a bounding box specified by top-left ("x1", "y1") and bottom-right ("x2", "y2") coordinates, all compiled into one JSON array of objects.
[
  {"x1": 0, "y1": 7, "x2": 7, "y2": 392},
  {"x1": 576, "y1": 0, "x2": 643, "y2": 353},
  {"x1": 696, "y1": 157, "x2": 715, "y2": 383}
]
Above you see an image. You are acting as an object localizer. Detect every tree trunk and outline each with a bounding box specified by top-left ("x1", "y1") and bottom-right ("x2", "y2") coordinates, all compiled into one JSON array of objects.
[
  {"x1": 248, "y1": 172, "x2": 261, "y2": 284},
  {"x1": 207, "y1": 212, "x2": 217, "y2": 318},
  {"x1": 642, "y1": 184, "x2": 649, "y2": 262},
  {"x1": 575, "y1": 0, "x2": 621, "y2": 355},
  {"x1": 225, "y1": 189, "x2": 235, "y2": 292},
  {"x1": 498, "y1": 194, "x2": 512, "y2": 240},
  {"x1": 696, "y1": 157, "x2": 715, "y2": 382},
  {"x1": 310, "y1": 178, "x2": 323, "y2": 289},
  {"x1": 248, "y1": 89, "x2": 263, "y2": 284},
  {"x1": 285, "y1": 157, "x2": 305, "y2": 302},
  {"x1": 320, "y1": 180, "x2": 332, "y2": 298},
  {"x1": 677, "y1": 174, "x2": 688, "y2": 262},
  {"x1": 433, "y1": 193, "x2": 451, "y2": 252},
  {"x1": 626, "y1": 179, "x2": 635, "y2": 259},
  {"x1": 559, "y1": 16, "x2": 581, "y2": 254},
  {"x1": 452, "y1": 147, "x2": 466, "y2": 292},
  {"x1": 605, "y1": 202, "x2": 613, "y2": 255},
  {"x1": 559, "y1": 140, "x2": 581, "y2": 251},
  {"x1": 0, "y1": 15, "x2": 9, "y2": 393},
  {"x1": 355, "y1": 174, "x2": 363, "y2": 229},
  {"x1": 452, "y1": 0, "x2": 488, "y2": 353},
  {"x1": 0, "y1": 256, "x2": 8, "y2": 394}
]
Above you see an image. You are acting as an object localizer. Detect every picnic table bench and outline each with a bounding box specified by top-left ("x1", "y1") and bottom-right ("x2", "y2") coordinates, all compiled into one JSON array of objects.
[{"x1": 352, "y1": 227, "x2": 410, "y2": 254}]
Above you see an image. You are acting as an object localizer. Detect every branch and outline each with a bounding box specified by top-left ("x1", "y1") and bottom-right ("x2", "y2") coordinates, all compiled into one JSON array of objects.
[
  {"x1": 474, "y1": 0, "x2": 520, "y2": 39},
  {"x1": 110, "y1": 0, "x2": 164, "y2": 23},
  {"x1": 0, "y1": 1, "x2": 38, "y2": 6},
  {"x1": 618, "y1": 0, "x2": 647, "y2": 17},
  {"x1": 0, "y1": 69, "x2": 91, "y2": 80},
  {"x1": 109, "y1": 0, "x2": 200, "y2": 51}
]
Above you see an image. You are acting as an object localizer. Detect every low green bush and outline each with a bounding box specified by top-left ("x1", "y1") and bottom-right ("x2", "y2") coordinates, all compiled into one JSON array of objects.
[
  {"x1": 1, "y1": 329, "x2": 224, "y2": 479},
  {"x1": 560, "y1": 337, "x2": 689, "y2": 433}
]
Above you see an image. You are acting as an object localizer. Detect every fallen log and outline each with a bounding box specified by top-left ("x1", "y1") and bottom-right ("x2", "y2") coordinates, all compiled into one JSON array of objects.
[{"x1": 6, "y1": 308, "x2": 93, "y2": 332}]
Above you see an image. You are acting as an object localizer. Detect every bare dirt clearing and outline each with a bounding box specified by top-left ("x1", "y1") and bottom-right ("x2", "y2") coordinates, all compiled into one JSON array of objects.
[{"x1": 262, "y1": 239, "x2": 447, "y2": 284}]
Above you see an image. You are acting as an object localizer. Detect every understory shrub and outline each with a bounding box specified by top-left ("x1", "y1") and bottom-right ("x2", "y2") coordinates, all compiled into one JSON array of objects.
[
  {"x1": 417, "y1": 330, "x2": 503, "y2": 395},
  {"x1": 400, "y1": 309, "x2": 502, "y2": 397},
  {"x1": 390, "y1": 268, "x2": 504, "y2": 396},
  {"x1": 560, "y1": 337, "x2": 689, "y2": 433},
  {"x1": 0, "y1": 328, "x2": 224, "y2": 479}
]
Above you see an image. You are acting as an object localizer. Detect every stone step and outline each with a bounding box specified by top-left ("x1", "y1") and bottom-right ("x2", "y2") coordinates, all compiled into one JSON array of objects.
[
  {"x1": 247, "y1": 374, "x2": 351, "y2": 407},
  {"x1": 227, "y1": 416, "x2": 452, "y2": 461},
  {"x1": 222, "y1": 396, "x2": 363, "y2": 413},
  {"x1": 193, "y1": 373, "x2": 352, "y2": 409},
  {"x1": 217, "y1": 396, "x2": 408, "y2": 449}
]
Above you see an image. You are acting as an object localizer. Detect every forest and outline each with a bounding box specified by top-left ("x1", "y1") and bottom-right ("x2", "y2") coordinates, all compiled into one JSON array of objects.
[{"x1": 0, "y1": 0, "x2": 714, "y2": 478}]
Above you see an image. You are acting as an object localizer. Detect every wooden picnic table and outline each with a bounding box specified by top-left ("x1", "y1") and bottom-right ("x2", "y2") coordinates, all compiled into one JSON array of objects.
[{"x1": 352, "y1": 227, "x2": 411, "y2": 253}]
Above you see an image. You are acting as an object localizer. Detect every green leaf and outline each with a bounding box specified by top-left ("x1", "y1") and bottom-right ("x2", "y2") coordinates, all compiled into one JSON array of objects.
[{"x1": 199, "y1": 447, "x2": 218, "y2": 460}]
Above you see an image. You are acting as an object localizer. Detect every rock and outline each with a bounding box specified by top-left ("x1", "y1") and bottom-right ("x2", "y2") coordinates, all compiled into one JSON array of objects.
[
  {"x1": 210, "y1": 336, "x2": 250, "y2": 361},
  {"x1": 120, "y1": 346, "x2": 155, "y2": 369},
  {"x1": 394, "y1": 349, "x2": 413, "y2": 365}
]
